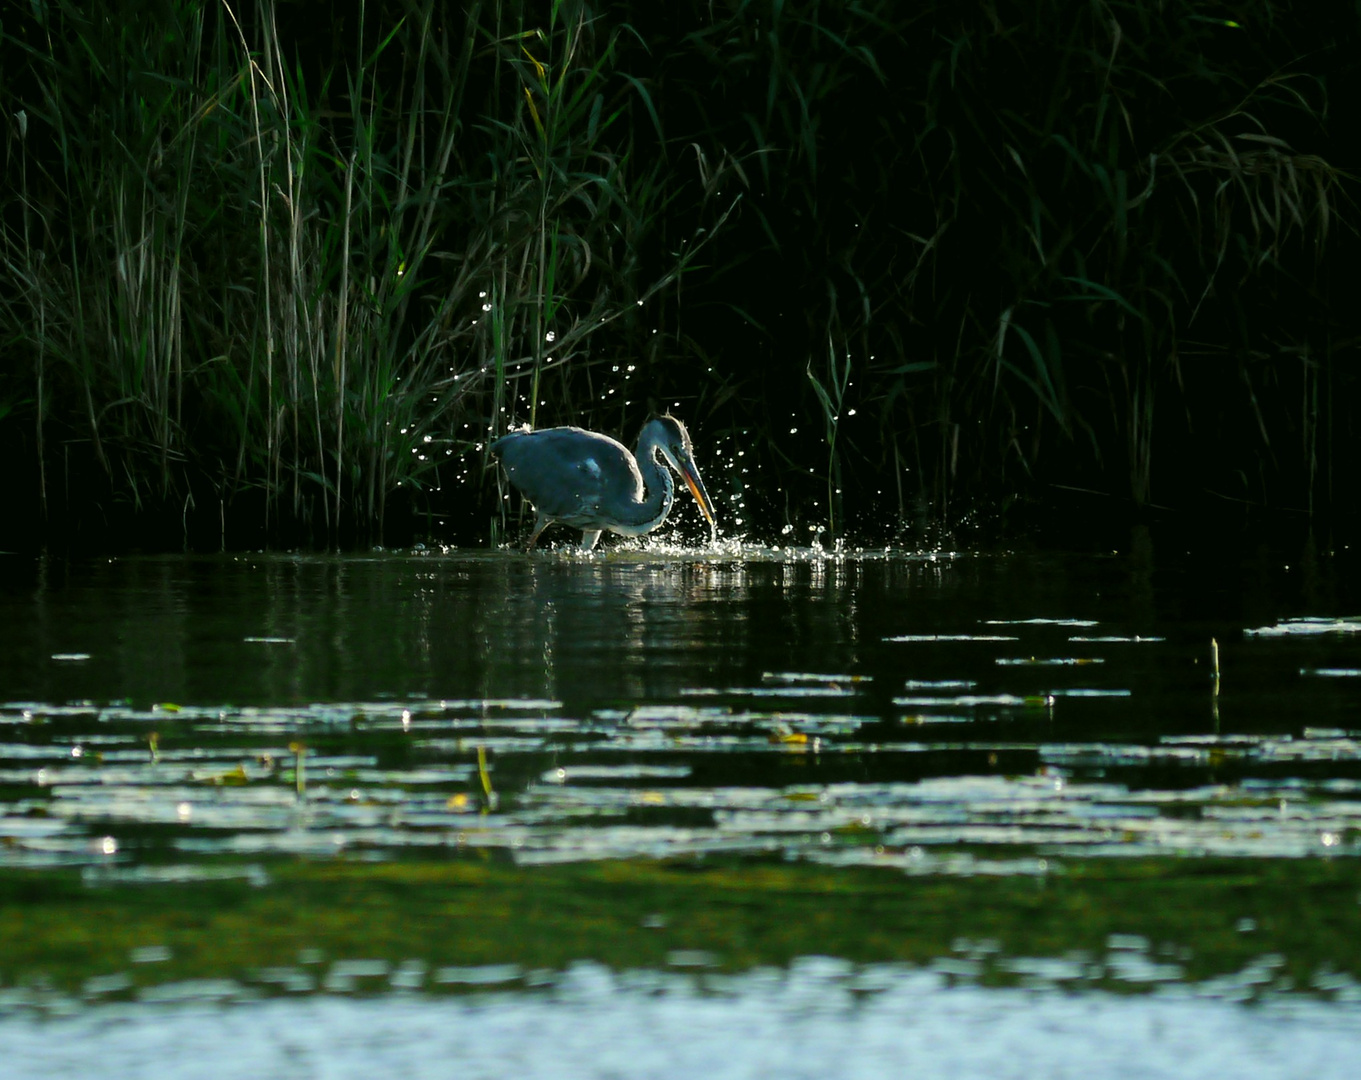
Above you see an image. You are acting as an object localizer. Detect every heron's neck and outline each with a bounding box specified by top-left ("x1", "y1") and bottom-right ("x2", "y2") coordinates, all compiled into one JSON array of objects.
[{"x1": 615, "y1": 433, "x2": 675, "y2": 533}]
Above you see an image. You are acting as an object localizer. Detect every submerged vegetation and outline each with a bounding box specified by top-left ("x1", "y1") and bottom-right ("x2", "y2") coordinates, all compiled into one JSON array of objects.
[
  {"x1": 1, "y1": 0, "x2": 1359, "y2": 549},
  {"x1": 5, "y1": 857, "x2": 1361, "y2": 998}
]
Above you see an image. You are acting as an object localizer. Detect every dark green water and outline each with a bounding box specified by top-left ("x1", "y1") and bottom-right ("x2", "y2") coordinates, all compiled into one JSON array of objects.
[{"x1": 2, "y1": 538, "x2": 1361, "y2": 1077}]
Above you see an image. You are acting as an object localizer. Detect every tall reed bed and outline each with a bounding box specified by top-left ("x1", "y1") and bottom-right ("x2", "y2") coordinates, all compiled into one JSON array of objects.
[
  {"x1": 0, "y1": 0, "x2": 731, "y2": 546},
  {"x1": 664, "y1": 0, "x2": 1355, "y2": 538},
  {"x1": 0, "y1": 1, "x2": 1357, "y2": 548}
]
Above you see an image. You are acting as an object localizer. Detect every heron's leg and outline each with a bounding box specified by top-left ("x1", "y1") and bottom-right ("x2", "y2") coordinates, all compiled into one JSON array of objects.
[
  {"x1": 579, "y1": 530, "x2": 602, "y2": 551},
  {"x1": 525, "y1": 514, "x2": 550, "y2": 551}
]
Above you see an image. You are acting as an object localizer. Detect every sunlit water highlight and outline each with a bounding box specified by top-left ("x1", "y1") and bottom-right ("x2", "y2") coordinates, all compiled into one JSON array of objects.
[{"x1": 4, "y1": 962, "x2": 1361, "y2": 1080}]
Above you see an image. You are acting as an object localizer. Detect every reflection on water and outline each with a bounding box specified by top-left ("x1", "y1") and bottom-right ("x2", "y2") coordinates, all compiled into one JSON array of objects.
[
  {"x1": 2, "y1": 545, "x2": 1361, "y2": 869},
  {"x1": 1, "y1": 547, "x2": 976, "y2": 709},
  {"x1": 3, "y1": 540, "x2": 1361, "y2": 1072}
]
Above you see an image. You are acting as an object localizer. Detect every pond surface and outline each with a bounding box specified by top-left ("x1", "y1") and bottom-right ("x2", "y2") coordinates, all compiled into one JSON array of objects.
[{"x1": 2, "y1": 536, "x2": 1361, "y2": 1076}]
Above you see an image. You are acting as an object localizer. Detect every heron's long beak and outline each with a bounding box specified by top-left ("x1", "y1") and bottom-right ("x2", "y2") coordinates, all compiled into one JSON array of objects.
[{"x1": 678, "y1": 456, "x2": 716, "y2": 528}]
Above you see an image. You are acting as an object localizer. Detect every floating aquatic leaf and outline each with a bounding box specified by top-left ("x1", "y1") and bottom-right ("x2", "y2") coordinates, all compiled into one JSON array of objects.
[
  {"x1": 892, "y1": 694, "x2": 1051, "y2": 708},
  {"x1": 762, "y1": 672, "x2": 872, "y2": 686},
  {"x1": 1246, "y1": 618, "x2": 1361, "y2": 637},
  {"x1": 1068, "y1": 635, "x2": 1164, "y2": 643},
  {"x1": 885, "y1": 634, "x2": 1020, "y2": 642},
  {"x1": 995, "y1": 657, "x2": 1104, "y2": 666},
  {"x1": 985, "y1": 619, "x2": 1099, "y2": 627},
  {"x1": 682, "y1": 685, "x2": 860, "y2": 699}
]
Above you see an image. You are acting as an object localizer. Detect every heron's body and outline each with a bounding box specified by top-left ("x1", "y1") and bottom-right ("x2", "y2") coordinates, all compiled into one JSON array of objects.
[{"x1": 491, "y1": 416, "x2": 716, "y2": 550}]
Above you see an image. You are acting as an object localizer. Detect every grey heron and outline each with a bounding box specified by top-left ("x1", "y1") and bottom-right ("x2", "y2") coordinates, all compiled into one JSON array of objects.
[{"x1": 491, "y1": 415, "x2": 717, "y2": 550}]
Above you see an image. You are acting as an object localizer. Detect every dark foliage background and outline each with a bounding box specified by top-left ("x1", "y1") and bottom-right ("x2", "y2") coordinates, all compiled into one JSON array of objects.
[{"x1": 2, "y1": 0, "x2": 1359, "y2": 550}]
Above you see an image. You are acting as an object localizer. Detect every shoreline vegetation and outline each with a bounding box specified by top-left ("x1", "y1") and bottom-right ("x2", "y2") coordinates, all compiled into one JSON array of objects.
[{"x1": 2, "y1": 1, "x2": 1359, "y2": 552}]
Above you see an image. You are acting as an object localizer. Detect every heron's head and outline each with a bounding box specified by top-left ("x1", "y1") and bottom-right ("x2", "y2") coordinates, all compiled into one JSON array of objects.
[{"x1": 645, "y1": 415, "x2": 716, "y2": 528}]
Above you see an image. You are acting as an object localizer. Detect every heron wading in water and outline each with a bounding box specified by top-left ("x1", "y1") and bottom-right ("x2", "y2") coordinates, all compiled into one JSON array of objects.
[{"x1": 491, "y1": 415, "x2": 717, "y2": 551}]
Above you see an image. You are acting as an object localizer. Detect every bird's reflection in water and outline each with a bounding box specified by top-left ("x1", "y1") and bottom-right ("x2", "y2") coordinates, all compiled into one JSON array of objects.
[{"x1": 489, "y1": 556, "x2": 752, "y2": 704}]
